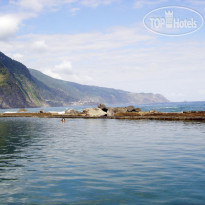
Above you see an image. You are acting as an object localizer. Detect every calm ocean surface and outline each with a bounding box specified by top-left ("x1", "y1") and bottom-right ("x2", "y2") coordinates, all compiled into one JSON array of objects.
[
  {"x1": 0, "y1": 102, "x2": 205, "y2": 204},
  {"x1": 1, "y1": 101, "x2": 205, "y2": 114}
]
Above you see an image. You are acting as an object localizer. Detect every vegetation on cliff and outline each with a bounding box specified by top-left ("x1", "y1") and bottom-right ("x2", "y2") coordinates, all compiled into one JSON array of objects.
[
  {"x1": 30, "y1": 69, "x2": 169, "y2": 106},
  {"x1": 0, "y1": 51, "x2": 169, "y2": 109},
  {"x1": 0, "y1": 57, "x2": 43, "y2": 108}
]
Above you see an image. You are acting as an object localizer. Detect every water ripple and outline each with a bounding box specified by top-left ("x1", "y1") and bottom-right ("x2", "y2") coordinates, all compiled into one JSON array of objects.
[{"x1": 0, "y1": 118, "x2": 205, "y2": 204}]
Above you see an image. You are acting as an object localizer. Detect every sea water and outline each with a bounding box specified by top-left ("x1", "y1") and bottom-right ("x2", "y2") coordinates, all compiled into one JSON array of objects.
[
  {"x1": 0, "y1": 103, "x2": 205, "y2": 204},
  {"x1": 0, "y1": 101, "x2": 205, "y2": 114}
]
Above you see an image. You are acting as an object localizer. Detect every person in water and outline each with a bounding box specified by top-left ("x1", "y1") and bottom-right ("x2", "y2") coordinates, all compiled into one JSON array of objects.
[{"x1": 61, "y1": 118, "x2": 66, "y2": 122}]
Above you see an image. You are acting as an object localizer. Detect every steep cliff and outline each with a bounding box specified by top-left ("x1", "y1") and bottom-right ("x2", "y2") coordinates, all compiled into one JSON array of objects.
[
  {"x1": 0, "y1": 51, "x2": 169, "y2": 109},
  {"x1": 0, "y1": 52, "x2": 43, "y2": 108}
]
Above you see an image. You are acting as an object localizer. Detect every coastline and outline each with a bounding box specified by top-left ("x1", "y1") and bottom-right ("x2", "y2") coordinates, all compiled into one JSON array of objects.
[{"x1": 0, "y1": 111, "x2": 205, "y2": 121}]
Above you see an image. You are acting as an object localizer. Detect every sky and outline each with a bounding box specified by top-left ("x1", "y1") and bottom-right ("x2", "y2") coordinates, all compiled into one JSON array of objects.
[{"x1": 0, "y1": 0, "x2": 205, "y2": 102}]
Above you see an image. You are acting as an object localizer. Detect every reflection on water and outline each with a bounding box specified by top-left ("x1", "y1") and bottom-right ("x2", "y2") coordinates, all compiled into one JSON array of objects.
[
  {"x1": 0, "y1": 119, "x2": 40, "y2": 155},
  {"x1": 0, "y1": 118, "x2": 205, "y2": 204}
]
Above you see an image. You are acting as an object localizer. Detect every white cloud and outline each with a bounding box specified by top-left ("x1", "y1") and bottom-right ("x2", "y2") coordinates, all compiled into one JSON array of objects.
[
  {"x1": 11, "y1": 53, "x2": 24, "y2": 61},
  {"x1": 80, "y1": 0, "x2": 119, "y2": 7},
  {"x1": 134, "y1": 0, "x2": 168, "y2": 9},
  {"x1": 43, "y1": 69, "x2": 63, "y2": 80},
  {"x1": 0, "y1": 5, "x2": 204, "y2": 102},
  {"x1": 0, "y1": 0, "x2": 204, "y2": 102},
  {"x1": 69, "y1": 7, "x2": 80, "y2": 15},
  {"x1": 53, "y1": 60, "x2": 73, "y2": 74},
  {"x1": 10, "y1": 0, "x2": 117, "y2": 13},
  {"x1": 198, "y1": 89, "x2": 205, "y2": 95},
  {"x1": 46, "y1": 60, "x2": 93, "y2": 83},
  {"x1": 1, "y1": 0, "x2": 119, "y2": 41},
  {"x1": 17, "y1": 0, "x2": 44, "y2": 12},
  {"x1": 35, "y1": 59, "x2": 92, "y2": 84},
  {"x1": 10, "y1": 0, "x2": 62, "y2": 12},
  {"x1": 0, "y1": 14, "x2": 21, "y2": 40},
  {"x1": 31, "y1": 40, "x2": 48, "y2": 52}
]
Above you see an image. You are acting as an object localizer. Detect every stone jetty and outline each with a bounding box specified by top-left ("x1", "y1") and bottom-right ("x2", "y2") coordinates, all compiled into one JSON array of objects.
[{"x1": 0, "y1": 104, "x2": 205, "y2": 121}]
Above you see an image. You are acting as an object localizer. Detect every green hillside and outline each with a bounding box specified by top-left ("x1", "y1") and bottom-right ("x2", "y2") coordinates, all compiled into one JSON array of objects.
[
  {"x1": 0, "y1": 51, "x2": 169, "y2": 109},
  {"x1": 0, "y1": 52, "x2": 43, "y2": 108},
  {"x1": 30, "y1": 69, "x2": 169, "y2": 106}
]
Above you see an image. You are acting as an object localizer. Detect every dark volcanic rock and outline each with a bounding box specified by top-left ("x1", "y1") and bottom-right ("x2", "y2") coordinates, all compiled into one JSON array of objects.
[
  {"x1": 98, "y1": 104, "x2": 108, "y2": 112},
  {"x1": 109, "y1": 106, "x2": 141, "y2": 113},
  {"x1": 133, "y1": 108, "x2": 141, "y2": 112},
  {"x1": 1, "y1": 107, "x2": 205, "y2": 121},
  {"x1": 126, "y1": 106, "x2": 135, "y2": 112},
  {"x1": 113, "y1": 107, "x2": 127, "y2": 113},
  {"x1": 183, "y1": 111, "x2": 205, "y2": 114}
]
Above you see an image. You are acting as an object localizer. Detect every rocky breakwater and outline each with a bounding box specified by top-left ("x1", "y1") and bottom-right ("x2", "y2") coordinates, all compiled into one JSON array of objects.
[
  {"x1": 65, "y1": 104, "x2": 142, "y2": 118},
  {"x1": 63, "y1": 105, "x2": 141, "y2": 118},
  {"x1": 79, "y1": 104, "x2": 205, "y2": 121},
  {"x1": 0, "y1": 105, "x2": 205, "y2": 121},
  {"x1": 97, "y1": 104, "x2": 142, "y2": 117}
]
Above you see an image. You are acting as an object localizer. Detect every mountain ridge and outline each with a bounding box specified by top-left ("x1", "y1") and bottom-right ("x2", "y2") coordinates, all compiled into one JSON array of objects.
[
  {"x1": 30, "y1": 68, "x2": 169, "y2": 106},
  {"x1": 0, "y1": 51, "x2": 169, "y2": 109}
]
